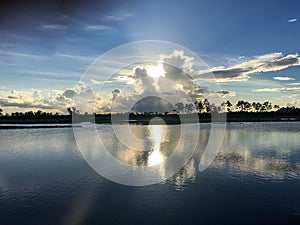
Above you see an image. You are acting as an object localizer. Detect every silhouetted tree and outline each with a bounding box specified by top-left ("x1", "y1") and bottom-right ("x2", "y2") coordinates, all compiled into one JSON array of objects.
[
  {"x1": 209, "y1": 103, "x2": 219, "y2": 113},
  {"x1": 185, "y1": 103, "x2": 194, "y2": 113},
  {"x1": 35, "y1": 110, "x2": 42, "y2": 117},
  {"x1": 252, "y1": 102, "x2": 262, "y2": 112},
  {"x1": 236, "y1": 100, "x2": 245, "y2": 112},
  {"x1": 0, "y1": 108, "x2": 2, "y2": 116},
  {"x1": 261, "y1": 101, "x2": 272, "y2": 112},
  {"x1": 67, "y1": 107, "x2": 77, "y2": 115},
  {"x1": 273, "y1": 105, "x2": 280, "y2": 111},
  {"x1": 195, "y1": 100, "x2": 204, "y2": 113},
  {"x1": 203, "y1": 98, "x2": 210, "y2": 113},
  {"x1": 195, "y1": 98, "x2": 211, "y2": 113},
  {"x1": 225, "y1": 100, "x2": 233, "y2": 112},
  {"x1": 175, "y1": 103, "x2": 184, "y2": 113}
]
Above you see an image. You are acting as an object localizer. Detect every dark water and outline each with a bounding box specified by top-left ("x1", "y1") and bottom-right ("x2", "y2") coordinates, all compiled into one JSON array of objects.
[{"x1": 1, "y1": 122, "x2": 300, "y2": 225}]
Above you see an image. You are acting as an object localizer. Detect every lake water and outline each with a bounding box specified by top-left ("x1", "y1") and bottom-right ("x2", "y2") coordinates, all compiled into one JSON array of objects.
[{"x1": 1, "y1": 122, "x2": 300, "y2": 225}]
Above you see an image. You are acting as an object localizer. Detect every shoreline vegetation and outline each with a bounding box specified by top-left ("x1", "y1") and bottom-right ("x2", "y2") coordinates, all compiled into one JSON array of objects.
[
  {"x1": 0, "y1": 111, "x2": 300, "y2": 128},
  {"x1": 1, "y1": 100, "x2": 300, "y2": 128}
]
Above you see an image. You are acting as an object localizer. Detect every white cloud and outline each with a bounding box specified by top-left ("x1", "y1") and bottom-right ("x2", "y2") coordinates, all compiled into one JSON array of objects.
[
  {"x1": 288, "y1": 18, "x2": 297, "y2": 23},
  {"x1": 104, "y1": 12, "x2": 132, "y2": 21},
  {"x1": 252, "y1": 87, "x2": 300, "y2": 92},
  {"x1": 0, "y1": 50, "x2": 46, "y2": 59},
  {"x1": 273, "y1": 76, "x2": 295, "y2": 81},
  {"x1": 38, "y1": 24, "x2": 66, "y2": 30},
  {"x1": 286, "y1": 82, "x2": 300, "y2": 86},
  {"x1": 81, "y1": 25, "x2": 113, "y2": 31},
  {"x1": 105, "y1": 51, "x2": 213, "y2": 113},
  {"x1": 0, "y1": 83, "x2": 96, "y2": 114},
  {"x1": 54, "y1": 53, "x2": 95, "y2": 61},
  {"x1": 196, "y1": 52, "x2": 300, "y2": 82}
]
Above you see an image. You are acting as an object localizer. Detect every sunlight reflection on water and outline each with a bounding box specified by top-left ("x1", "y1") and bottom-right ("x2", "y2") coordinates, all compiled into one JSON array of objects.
[{"x1": 1, "y1": 122, "x2": 300, "y2": 224}]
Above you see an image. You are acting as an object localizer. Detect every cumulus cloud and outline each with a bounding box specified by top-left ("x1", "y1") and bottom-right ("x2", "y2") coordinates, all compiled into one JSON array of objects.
[
  {"x1": 252, "y1": 87, "x2": 300, "y2": 92},
  {"x1": 131, "y1": 96, "x2": 174, "y2": 113},
  {"x1": 196, "y1": 53, "x2": 300, "y2": 82},
  {"x1": 0, "y1": 82, "x2": 96, "y2": 114},
  {"x1": 273, "y1": 76, "x2": 295, "y2": 81},
  {"x1": 102, "y1": 50, "x2": 231, "y2": 113},
  {"x1": 96, "y1": 51, "x2": 194, "y2": 113}
]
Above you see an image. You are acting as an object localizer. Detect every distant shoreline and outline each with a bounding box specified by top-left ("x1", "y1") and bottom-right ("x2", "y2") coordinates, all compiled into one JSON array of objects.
[
  {"x1": 0, "y1": 112, "x2": 299, "y2": 128},
  {"x1": 0, "y1": 125, "x2": 79, "y2": 129}
]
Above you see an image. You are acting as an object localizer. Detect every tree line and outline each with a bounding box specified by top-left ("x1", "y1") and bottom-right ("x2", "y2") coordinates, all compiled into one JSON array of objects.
[
  {"x1": 0, "y1": 100, "x2": 299, "y2": 117},
  {"x1": 175, "y1": 99, "x2": 284, "y2": 114}
]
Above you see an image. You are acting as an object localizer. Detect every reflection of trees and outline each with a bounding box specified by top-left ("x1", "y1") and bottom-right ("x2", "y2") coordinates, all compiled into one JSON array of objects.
[
  {"x1": 171, "y1": 159, "x2": 196, "y2": 191},
  {"x1": 213, "y1": 150, "x2": 300, "y2": 178}
]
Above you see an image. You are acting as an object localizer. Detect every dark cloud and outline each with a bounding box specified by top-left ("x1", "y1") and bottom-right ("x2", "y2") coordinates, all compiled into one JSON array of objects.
[
  {"x1": 63, "y1": 89, "x2": 76, "y2": 98},
  {"x1": 131, "y1": 96, "x2": 174, "y2": 113},
  {"x1": 215, "y1": 90, "x2": 236, "y2": 97},
  {"x1": 112, "y1": 89, "x2": 120, "y2": 100},
  {"x1": 0, "y1": 0, "x2": 133, "y2": 33},
  {"x1": 265, "y1": 56, "x2": 299, "y2": 68},
  {"x1": 0, "y1": 100, "x2": 54, "y2": 110}
]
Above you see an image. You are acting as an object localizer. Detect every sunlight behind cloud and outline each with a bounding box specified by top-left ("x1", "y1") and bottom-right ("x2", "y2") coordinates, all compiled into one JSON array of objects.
[{"x1": 147, "y1": 64, "x2": 165, "y2": 79}]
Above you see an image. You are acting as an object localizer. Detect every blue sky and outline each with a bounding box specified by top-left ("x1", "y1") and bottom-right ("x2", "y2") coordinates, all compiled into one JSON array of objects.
[{"x1": 0, "y1": 0, "x2": 300, "y2": 113}]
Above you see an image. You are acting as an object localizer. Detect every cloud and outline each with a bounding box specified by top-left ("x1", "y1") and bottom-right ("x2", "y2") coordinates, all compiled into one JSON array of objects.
[
  {"x1": 288, "y1": 18, "x2": 297, "y2": 23},
  {"x1": 104, "y1": 12, "x2": 132, "y2": 21},
  {"x1": 286, "y1": 82, "x2": 300, "y2": 86},
  {"x1": 81, "y1": 25, "x2": 113, "y2": 31},
  {"x1": 252, "y1": 87, "x2": 300, "y2": 92},
  {"x1": 112, "y1": 89, "x2": 121, "y2": 100},
  {"x1": 54, "y1": 53, "x2": 94, "y2": 61},
  {"x1": 273, "y1": 76, "x2": 295, "y2": 81},
  {"x1": 106, "y1": 51, "x2": 213, "y2": 113},
  {"x1": 196, "y1": 53, "x2": 300, "y2": 82},
  {"x1": 0, "y1": 50, "x2": 46, "y2": 59},
  {"x1": 63, "y1": 89, "x2": 76, "y2": 99},
  {"x1": 0, "y1": 82, "x2": 96, "y2": 114},
  {"x1": 38, "y1": 24, "x2": 66, "y2": 30},
  {"x1": 131, "y1": 96, "x2": 174, "y2": 113},
  {"x1": 215, "y1": 90, "x2": 236, "y2": 97}
]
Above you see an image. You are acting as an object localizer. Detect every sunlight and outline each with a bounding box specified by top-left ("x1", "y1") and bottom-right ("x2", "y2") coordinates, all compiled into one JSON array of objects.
[
  {"x1": 147, "y1": 63, "x2": 165, "y2": 79},
  {"x1": 148, "y1": 125, "x2": 165, "y2": 166}
]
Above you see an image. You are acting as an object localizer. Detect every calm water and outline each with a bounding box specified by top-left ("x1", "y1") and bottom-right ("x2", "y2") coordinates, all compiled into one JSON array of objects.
[{"x1": 1, "y1": 122, "x2": 300, "y2": 225}]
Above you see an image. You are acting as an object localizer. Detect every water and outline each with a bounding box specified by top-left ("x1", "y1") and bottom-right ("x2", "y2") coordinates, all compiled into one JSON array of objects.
[{"x1": 0, "y1": 122, "x2": 300, "y2": 225}]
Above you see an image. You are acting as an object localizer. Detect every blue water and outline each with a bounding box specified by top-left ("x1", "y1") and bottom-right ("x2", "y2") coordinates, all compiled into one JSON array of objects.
[{"x1": 0, "y1": 122, "x2": 300, "y2": 225}]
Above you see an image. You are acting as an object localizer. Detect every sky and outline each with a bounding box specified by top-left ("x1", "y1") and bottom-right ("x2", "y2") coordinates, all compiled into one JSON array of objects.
[{"x1": 0, "y1": 0, "x2": 300, "y2": 114}]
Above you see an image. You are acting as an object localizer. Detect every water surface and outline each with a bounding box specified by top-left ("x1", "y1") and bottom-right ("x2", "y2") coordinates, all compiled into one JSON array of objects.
[{"x1": 1, "y1": 122, "x2": 300, "y2": 225}]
